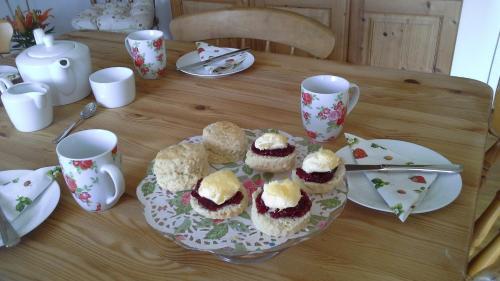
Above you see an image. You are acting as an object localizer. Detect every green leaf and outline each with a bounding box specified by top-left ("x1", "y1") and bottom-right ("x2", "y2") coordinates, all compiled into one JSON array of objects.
[
  {"x1": 234, "y1": 243, "x2": 247, "y2": 252},
  {"x1": 309, "y1": 214, "x2": 328, "y2": 225},
  {"x1": 267, "y1": 128, "x2": 279, "y2": 134},
  {"x1": 228, "y1": 220, "x2": 249, "y2": 232},
  {"x1": 317, "y1": 198, "x2": 341, "y2": 209},
  {"x1": 204, "y1": 223, "x2": 228, "y2": 239},
  {"x1": 141, "y1": 182, "x2": 155, "y2": 196},
  {"x1": 242, "y1": 164, "x2": 253, "y2": 175},
  {"x1": 15, "y1": 196, "x2": 32, "y2": 212},
  {"x1": 263, "y1": 172, "x2": 274, "y2": 181},
  {"x1": 239, "y1": 211, "x2": 250, "y2": 220},
  {"x1": 251, "y1": 174, "x2": 261, "y2": 182},
  {"x1": 346, "y1": 137, "x2": 358, "y2": 146},
  {"x1": 307, "y1": 143, "x2": 321, "y2": 153},
  {"x1": 147, "y1": 161, "x2": 155, "y2": 176},
  {"x1": 171, "y1": 197, "x2": 192, "y2": 215},
  {"x1": 46, "y1": 166, "x2": 62, "y2": 180},
  {"x1": 12, "y1": 178, "x2": 19, "y2": 183},
  {"x1": 370, "y1": 143, "x2": 387, "y2": 149},
  {"x1": 391, "y1": 203, "x2": 404, "y2": 216},
  {"x1": 175, "y1": 219, "x2": 192, "y2": 234},
  {"x1": 371, "y1": 178, "x2": 389, "y2": 189},
  {"x1": 244, "y1": 131, "x2": 256, "y2": 137},
  {"x1": 198, "y1": 218, "x2": 214, "y2": 228}
]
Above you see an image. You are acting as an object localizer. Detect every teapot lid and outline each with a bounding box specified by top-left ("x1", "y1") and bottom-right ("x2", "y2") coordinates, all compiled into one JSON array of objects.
[{"x1": 26, "y1": 36, "x2": 75, "y2": 59}]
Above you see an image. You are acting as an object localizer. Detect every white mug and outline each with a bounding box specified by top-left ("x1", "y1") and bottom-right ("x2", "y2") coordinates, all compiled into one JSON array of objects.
[
  {"x1": 56, "y1": 129, "x2": 125, "y2": 212},
  {"x1": 0, "y1": 78, "x2": 53, "y2": 132},
  {"x1": 125, "y1": 30, "x2": 167, "y2": 79},
  {"x1": 89, "y1": 67, "x2": 135, "y2": 108},
  {"x1": 300, "y1": 75, "x2": 360, "y2": 142}
]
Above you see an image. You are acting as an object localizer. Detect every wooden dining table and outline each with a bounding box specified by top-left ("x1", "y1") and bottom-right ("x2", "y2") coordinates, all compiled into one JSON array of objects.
[{"x1": 0, "y1": 31, "x2": 493, "y2": 281}]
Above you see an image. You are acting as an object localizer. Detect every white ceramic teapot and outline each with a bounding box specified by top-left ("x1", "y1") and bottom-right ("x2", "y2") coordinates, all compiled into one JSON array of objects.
[{"x1": 15, "y1": 28, "x2": 92, "y2": 106}]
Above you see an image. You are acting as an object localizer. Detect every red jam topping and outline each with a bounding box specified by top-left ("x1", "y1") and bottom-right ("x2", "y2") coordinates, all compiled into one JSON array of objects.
[
  {"x1": 296, "y1": 167, "x2": 337, "y2": 183},
  {"x1": 255, "y1": 190, "x2": 311, "y2": 218},
  {"x1": 191, "y1": 180, "x2": 243, "y2": 211},
  {"x1": 251, "y1": 142, "x2": 295, "y2": 157}
]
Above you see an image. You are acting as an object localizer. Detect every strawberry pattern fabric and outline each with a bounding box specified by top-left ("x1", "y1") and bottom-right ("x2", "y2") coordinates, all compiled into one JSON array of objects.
[
  {"x1": 0, "y1": 166, "x2": 60, "y2": 222},
  {"x1": 344, "y1": 133, "x2": 437, "y2": 222},
  {"x1": 195, "y1": 42, "x2": 247, "y2": 74}
]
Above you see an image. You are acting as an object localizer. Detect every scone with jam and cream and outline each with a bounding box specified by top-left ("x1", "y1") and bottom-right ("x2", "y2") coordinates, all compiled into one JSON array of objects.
[
  {"x1": 154, "y1": 143, "x2": 209, "y2": 193},
  {"x1": 190, "y1": 169, "x2": 248, "y2": 219},
  {"x1": 251, "y1": 179, "x2": 311, "y2": 236},
  {"x1": 245, "y1": 132, "x2": 297, "y2": 173},
  {"x1": 291, "y1": 148, "x2": 345, "y2": 194},
  {"x1": 202, "y1": 121, "x2": 247, "y2": 164}
]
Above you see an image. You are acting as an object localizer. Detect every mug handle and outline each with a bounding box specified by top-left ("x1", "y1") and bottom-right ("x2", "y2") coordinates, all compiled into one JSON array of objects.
[
  {"x1": 0, "y1": 78, "x2": 13, "y2": 94},
  {"x1": 100, "y1": 163, "x2": 125, "y2": 208},
  {"x1": 346, "y1": 83, "x2": 360, "y2": 115},
  {"x1": 124, "y1": 38, "x2": 132, "y2": 58}
]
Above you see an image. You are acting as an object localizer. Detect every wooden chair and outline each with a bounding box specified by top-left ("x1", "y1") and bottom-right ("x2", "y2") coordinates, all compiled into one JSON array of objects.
[
  {"x1": 467, "y1": 81, "x2": 500, "y2": 278},
  {"x1": 169, "y1": 8, "x2": 336, "y2": 59}
]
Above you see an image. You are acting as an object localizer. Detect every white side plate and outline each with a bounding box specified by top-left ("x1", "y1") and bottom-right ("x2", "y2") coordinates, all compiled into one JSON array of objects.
[
  {"x1": 336, "y1": 139, "x2": 462, "y2": 214},
  {"x1": 176, "y1": 49, "x2": 255, "y2": 78},
  {"x1": 0, "y1": 170, "x2": 60, "y2": 246}
]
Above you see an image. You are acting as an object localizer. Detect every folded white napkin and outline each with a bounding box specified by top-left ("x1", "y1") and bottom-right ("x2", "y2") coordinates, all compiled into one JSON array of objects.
[
  {"x1": 195, "y1": 42, "x2": 246, "y2": 74},
  {"x1": 0, "y1": 167, "x2": 60, "y2": 222},
  {"x1": 344, "y1": 133, "x2": 437, "y2": 221}
]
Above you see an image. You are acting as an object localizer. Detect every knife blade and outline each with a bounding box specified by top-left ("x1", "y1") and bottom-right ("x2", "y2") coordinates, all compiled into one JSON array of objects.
[
  {"x1": 344, "y1": 164, "x2": 463, "y2": 174},
  {"x1": 0, "y1": 205, "x2": 20, "y2": 247},
  {"x1": 177, "y1": 48, "x2": 251, "y2": 71}
]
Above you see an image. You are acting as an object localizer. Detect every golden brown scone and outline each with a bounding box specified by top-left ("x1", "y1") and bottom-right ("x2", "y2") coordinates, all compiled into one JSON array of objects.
[
  {"x1": 190, "y1": 186, "x2": 249, "y2": 219},
  {"x1": 291, "y1": 161, "x2": 346, "y2": 194},
  {"x1": 244, "y1": 149, "x2": 297, "y2": 173},
  {"x1": 153, "y1": 143, "x2": 209, "y2": 192},
  {"x1": 202, "y1": 121, "x2": 247, "y2": 164},
  {"x1": 250, "y1": 188, "x2": 311, "y2": 236}
]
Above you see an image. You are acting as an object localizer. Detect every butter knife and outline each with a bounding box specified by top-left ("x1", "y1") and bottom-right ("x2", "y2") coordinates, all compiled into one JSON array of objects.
[
  {"x1": 345, "y1": 164, "x2": 463, "y2": 174},
  {"x1": 177, "y1": 48, "x2": 251, "y2": 71},
  {"x1": 0, "y1": 205, "x2": 20, "y2": 247}
]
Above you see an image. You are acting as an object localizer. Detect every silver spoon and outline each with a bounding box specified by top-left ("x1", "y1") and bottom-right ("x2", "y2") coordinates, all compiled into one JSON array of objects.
[{"x1": 53, "y1": 102, "x2": 97, "y2": 144}]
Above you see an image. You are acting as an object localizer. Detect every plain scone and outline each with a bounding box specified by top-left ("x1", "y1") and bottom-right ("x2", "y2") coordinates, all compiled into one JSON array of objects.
[
  {"x1": 202, "y1": 121, "x2": 247, "y2": 164},
  {"x1": 153, "y1": 143, "x2": 209, "y2": 192},
  {"x1": 251, "y1": 189, "x2": 311, "y2": 236},
  {"x1": 191, "y1": 186, "x2": 249, "y2": 219},
  {"x1": 291, "y1": 160, "x2": 346, "y2": 194},
  {"x1": 245, "y1": 149, "x2": 297, "y2": 173}
]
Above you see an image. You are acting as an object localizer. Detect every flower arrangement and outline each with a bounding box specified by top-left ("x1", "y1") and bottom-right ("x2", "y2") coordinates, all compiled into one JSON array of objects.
[{"x1": 4, "y1": 5, "x2": 54, "y2": 49}]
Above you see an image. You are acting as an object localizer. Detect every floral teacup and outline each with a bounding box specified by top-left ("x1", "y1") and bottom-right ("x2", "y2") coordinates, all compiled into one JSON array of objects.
[
  {"x1": 56, "y1": 129, "x2": 125, "y2": 212},
  {"x1": 301, "y1": 75, "x2": 360, "y2": 142},
  {"x1": 125, "y1": 30, "x2": 166, "y2": 79}
]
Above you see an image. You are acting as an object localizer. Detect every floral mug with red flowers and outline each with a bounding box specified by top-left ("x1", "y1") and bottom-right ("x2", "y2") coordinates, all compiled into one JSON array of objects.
[
  {"x1": 125, "y1": 30, "x2": 167, "y2": 79},
  {"x1": 56, "y1": 129, "x2": 125, "y2": 212},
  {"x1": 301, "y1": 75, "x2": 360, "y2": 142}
]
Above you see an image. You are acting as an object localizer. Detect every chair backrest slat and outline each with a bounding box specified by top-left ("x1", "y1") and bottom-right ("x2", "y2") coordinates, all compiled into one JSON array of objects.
[{"x1": 170, "y1": 8, "x2": 335, "y2": 59}]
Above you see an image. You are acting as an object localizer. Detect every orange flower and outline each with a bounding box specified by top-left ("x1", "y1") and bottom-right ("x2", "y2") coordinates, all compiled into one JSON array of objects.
[{"x1": 38, "y1": 9, "x2": 52, "y2": 23}]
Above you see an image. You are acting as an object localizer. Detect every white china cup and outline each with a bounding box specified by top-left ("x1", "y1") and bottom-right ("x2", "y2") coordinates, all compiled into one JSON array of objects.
[
  {"x1": 56, "y1": 129, "x2": 125, "y2": 212},
  {"x1": 300, "y1": 75, "x2": 360, "y2": 142},
  {"x1": 125, "y1": 30, "x2": 167, "y2": 79},
  {"x1": 0, "y1": 78, "x2": 53, "y2": 132},
  {"x1": 89, "y1": 67, "x2": 136, "y2": 108}
]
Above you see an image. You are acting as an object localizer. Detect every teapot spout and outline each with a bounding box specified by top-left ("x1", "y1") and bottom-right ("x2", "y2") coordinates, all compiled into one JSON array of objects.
[{"x1": 50, "y1": 58, "x2": 76, "y2": 96}]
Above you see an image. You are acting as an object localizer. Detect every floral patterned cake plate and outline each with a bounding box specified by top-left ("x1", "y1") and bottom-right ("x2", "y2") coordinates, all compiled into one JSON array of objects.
[{"x1": 137, "y1": 129, "x2": 348, "y2": 263}]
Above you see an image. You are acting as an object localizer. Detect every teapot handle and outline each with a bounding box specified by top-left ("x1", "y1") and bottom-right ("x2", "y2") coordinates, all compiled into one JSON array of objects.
[{"x1": 0, "y1": 78, "x2": 13, "y2": 94}]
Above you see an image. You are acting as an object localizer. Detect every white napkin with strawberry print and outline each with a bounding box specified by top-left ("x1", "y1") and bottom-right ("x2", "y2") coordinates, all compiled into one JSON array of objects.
[
  {"x1": 0, "y1": 167, "x2": 60, "y2": 222},
  {"x1": 344, "y1": 133, "x2": 437, "y2": 222},
  {"x1": 195, "y1": 42, "x2": 247, "y2": 74}
]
